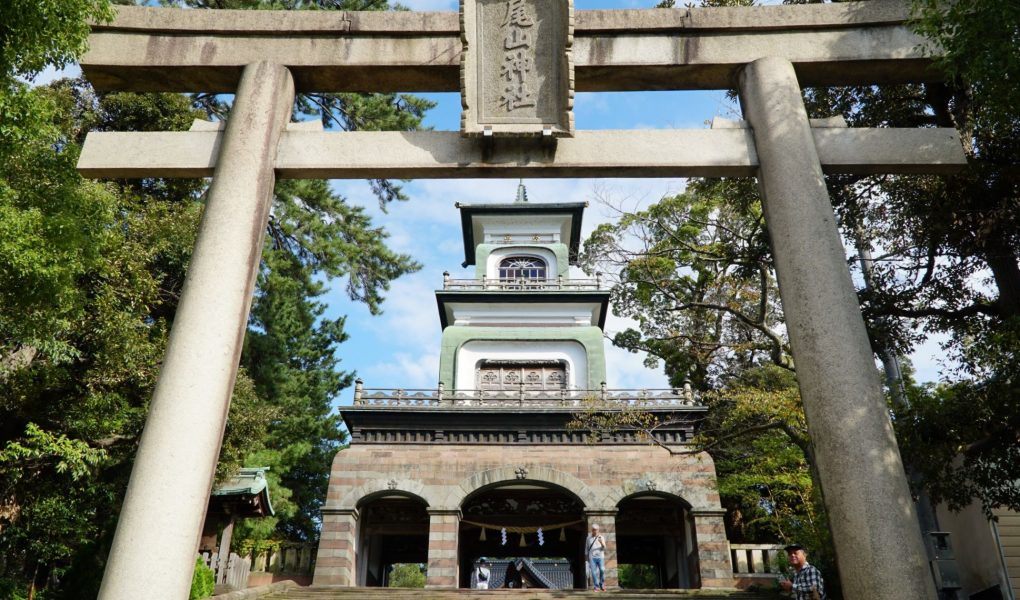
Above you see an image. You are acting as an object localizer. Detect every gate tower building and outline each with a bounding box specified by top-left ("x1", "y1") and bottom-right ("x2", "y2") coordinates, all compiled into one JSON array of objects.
[{"x1": 314, "y1": 186, "x2": 733, "y2": 590}]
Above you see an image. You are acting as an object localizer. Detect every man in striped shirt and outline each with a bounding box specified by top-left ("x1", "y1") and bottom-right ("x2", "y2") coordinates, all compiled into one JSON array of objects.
[{"x1": 779, "y1": 543, "x2": 826, "y2": 599}]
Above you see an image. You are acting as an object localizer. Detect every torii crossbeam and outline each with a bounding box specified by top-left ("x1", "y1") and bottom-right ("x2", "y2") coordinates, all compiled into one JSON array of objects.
[{"x1": 78, "y1": 3, "x2": 963, "y2": 599}]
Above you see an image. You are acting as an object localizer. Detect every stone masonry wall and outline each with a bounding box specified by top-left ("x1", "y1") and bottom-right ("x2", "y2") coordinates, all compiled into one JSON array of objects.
[{"x1": 315, "y1": 443, "x2": 732, "y2": 588}]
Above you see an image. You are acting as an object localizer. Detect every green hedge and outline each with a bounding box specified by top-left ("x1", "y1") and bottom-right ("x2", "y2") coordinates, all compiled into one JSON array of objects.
[{"x1": 190, "y1": 557, "x2": 215, "y2": 600}]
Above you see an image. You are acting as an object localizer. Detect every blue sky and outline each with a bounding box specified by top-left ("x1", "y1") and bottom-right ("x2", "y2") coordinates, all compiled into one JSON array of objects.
[
  {"x1": 322, "y1": 0, "x2": 951, "y2": 405},
  {"x1": 322, "y1": 0, "x2": 743, "y2": 398},
  {"x1": 324, "y1": 86, "x2": 724, "y2": 398},
  {"x1": 31, "y1": 0, "x2": 950, "y2": 408}
]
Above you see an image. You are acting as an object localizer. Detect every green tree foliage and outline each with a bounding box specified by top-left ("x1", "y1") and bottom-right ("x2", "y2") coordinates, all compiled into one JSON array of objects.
[
  {"x1": 0, "y1": 80, "x2": 273, "y2": 597},
  {"x1": 700, "y1": 368, "x2": 833, "y2": 581},
  {"x1": 1, "y1": 0, "x2": 425, "y2": 597},
  {"x1": 580, "y1": 179, "x2": 788, "y2": 391},
  {"x1": 617, "y1": 563, "x2": 658, "y2": 589},
  {"x1": 912, "y1": 1, "x2": 1020, "y2": 129},
  {"x1": 189, "y1": 557, "x2": 215, "y2": 600},
  {"x1": 387, "y1": 563, "x2": 426, "y2": 588},
  {"x1": 0, "y1": 0, "x2": 112, "y2": 79},
  {"x1": 577, "y1": 178, "x2": 824, "y2": 551},
  {"x1": 791, "y1": 0, "x2": 1020, "y2": 515},
  {"x1": 895, "y1": 322, "x2": 1020, "y2": 515},
  {"x1": 579, "y1": 1, "x2": 1019, "y2": 583},
  {"x1": 158, "y1": 0, "x2": 427, "y2": 550}
]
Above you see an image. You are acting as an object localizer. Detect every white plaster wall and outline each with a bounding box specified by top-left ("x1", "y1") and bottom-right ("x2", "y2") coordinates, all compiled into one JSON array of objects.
[
  {"x1": 475, "y1": 214, "x2": 570, "y2": 245},
  {"x1": 484, "y1": 246, "x2": 558, "y2": 280},
  {"x1": 935, "y1": 502, "x2": 1014, "y2": 597},
  {"x1": 455, "y1": 340, "x2": 587, "y2": 390}
]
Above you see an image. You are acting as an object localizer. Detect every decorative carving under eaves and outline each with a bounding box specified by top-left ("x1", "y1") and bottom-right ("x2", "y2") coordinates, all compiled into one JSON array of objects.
[{"x1": 463, "y1": 495, "x2": 583, "y2": 517}]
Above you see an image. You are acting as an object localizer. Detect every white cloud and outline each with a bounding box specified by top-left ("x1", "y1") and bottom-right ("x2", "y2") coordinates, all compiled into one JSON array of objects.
[
  {"x1": 602, "y1": 309, "x2": 670, "y2": 389},
  {"x1": 362, "y1": 275, "x2": 445, "y2": 348},
  {"x1": 438, "y1": 238, "x2": 463, "y2": 255},
  {"x1": 574, "y1": 93, "x2": 611, "y2": 115},
  {"x1": 606, "y1": 343, "x2": 670, "y2": 390},
  {"x1": 333, "y1": 178, "x2": 688, "y2": 396},
  {"x1": 362, "y1": 351, "x2": 441, "y2": 390}
]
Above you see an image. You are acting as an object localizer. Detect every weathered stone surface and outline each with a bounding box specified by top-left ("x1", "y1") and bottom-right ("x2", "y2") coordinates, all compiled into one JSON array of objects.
[
  {"x1": 97, "y1": 62, "x2": 295, "y2": 600},
  {"x1": 737, "y1": 56, "x2": 937, "y2": 600},
  {"x1": 460, "y1": 0, "x2": 573, "y2": 136},
  {"x1": 94, "y1": 2, "x2": 909, "y2": 35},
  {"x1": 575, "y1": 3, "x2": 910, "y2": 32},
  {"x1": 208, "y1": 580, "x2": 298, "y2": 600},
  {"x1": 77, "y1": 127, "x2": 966, "y2": 180},
  {"x1": 690, "y1": 509, "x2": 731, "y2": 587},
  {"x1": 81, "y1": 2, "x2": 938, "y2": 93},
  {"x1": 314, "y1": 443, "x2": 729, "y2": 588},
  {"x1": 427, "y1": 510, "x2": 462, "y2": 587}
]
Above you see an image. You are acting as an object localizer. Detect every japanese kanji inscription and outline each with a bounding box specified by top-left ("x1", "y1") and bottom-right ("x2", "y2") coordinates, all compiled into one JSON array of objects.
[{"x1": 460, "y1": 0, "x2": 574, "y2": 137}]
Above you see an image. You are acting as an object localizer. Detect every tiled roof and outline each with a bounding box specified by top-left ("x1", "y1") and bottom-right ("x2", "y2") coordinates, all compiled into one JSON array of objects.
[
  {"x1": 210, "y1": 466, "x2": 274, "y2": 515},
  {"x1": 479, "y1": 558, "x2": 573, "y2": 589}
]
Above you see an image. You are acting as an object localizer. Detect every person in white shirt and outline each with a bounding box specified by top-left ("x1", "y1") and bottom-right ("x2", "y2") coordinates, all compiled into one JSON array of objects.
[
  {"x1": 472, "y1": 557, "x2": 491, "y2": 590},
  {"x1": 586, "y1": 524, "x2": 607, "y2": 591}
]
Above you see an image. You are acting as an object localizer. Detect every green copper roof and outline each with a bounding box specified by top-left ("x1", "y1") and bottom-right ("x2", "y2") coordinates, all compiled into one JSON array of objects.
[{"x1": 211, "y1": 467, "x2": 274, "y2": 515}]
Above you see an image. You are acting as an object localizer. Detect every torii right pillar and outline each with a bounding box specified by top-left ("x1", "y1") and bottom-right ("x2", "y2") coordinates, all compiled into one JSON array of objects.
[{"x1": 738, "y1": 56, "x2": 937, "y2": 600}]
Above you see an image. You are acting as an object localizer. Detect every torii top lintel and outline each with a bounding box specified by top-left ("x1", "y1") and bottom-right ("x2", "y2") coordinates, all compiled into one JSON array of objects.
[{"x1": 82, "y1": 1, "x2": 939, "y2": 94}]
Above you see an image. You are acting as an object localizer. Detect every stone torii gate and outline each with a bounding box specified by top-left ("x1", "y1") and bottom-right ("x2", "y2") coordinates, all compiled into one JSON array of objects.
[{"x1": 76, "y1": 2, "x2": 965, "y2": 599}]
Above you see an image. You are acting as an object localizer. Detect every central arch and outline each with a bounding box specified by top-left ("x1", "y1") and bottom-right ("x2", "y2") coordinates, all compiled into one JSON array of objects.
[
  {"x1": 446, "y1": 465, "x2": 598, "y2": 508},
  {"x1": 457, "y1": 479, "x2": 588, "y2": 589}
]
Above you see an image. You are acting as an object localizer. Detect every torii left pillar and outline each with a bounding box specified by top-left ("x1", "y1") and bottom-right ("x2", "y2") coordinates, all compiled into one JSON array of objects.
[{"x1": 98, "y1": 61, "x2": 294, "y2": 599}]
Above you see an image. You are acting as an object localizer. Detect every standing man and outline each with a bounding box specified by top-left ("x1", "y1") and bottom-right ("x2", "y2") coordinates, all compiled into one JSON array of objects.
[
  {"x1": 472, "y1": 557, "x2": 491, "y2": 590},
  {"x1": 779, "y1": 543, "x2": 826, "y2": 599},
  {"x1": 586, "y1": 523, "x2": 607, "y2": 591}
]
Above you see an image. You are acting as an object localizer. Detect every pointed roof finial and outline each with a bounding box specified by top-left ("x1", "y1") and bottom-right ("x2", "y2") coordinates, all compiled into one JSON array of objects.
[{"x1": 515, "y1": 179, "x2": 528, "y2": 203}]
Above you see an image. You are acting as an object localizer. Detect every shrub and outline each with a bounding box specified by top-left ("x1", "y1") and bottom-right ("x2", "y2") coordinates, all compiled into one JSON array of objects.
[{"x1": 190, "y1": 557, "x2": 215, "y2": 600}]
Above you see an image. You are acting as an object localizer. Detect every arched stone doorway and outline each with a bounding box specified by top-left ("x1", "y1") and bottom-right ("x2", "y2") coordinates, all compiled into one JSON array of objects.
[
  {"x1": 457, "y1": 481, "x2": 587, "y2": 589},
  {"x1": 355, "y1": 492, "x2": 429, "y2": 587},
  {"x1": 615, "y1": 493, "x2": 698, "y2": 589}
]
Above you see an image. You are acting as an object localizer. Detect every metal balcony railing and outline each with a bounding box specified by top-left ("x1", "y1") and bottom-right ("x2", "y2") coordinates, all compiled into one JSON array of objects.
[
  {"x1": 350, "y1": 380, "x2": 700, "y2": 408},
  {"x1": 441, "y1": 272, "x2": 604, "y2": 291}
]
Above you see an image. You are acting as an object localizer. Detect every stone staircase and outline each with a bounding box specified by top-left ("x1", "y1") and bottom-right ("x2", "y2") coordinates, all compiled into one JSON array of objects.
[{"x1": 253, "y1": 585, "x2": 780, "y2": 600}]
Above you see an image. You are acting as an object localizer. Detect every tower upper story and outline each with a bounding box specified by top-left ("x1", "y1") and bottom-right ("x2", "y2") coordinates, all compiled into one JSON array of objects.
[
  {"x1": 436, "y1": 184, "x2": 609, "y2": 392},
  {"x1": 457, "y1": 182, "x2": 584, "y2": 279},
  {"x1": 345, "y1": 185, "x2": 703, "y2": 445}
]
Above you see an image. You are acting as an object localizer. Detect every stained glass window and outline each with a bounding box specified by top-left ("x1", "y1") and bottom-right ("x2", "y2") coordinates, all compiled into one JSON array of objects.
[{"x1": 498, "y1": 256, "x2": 547, "y2": 280}]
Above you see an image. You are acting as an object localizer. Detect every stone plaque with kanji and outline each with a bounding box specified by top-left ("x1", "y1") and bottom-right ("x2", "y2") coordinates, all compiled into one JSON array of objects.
[{"x1": 460, "y1": 0, "x2": 574, "y2": 137}]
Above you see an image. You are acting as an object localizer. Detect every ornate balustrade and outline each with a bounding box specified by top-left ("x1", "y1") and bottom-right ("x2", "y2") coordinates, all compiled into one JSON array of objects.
[
  {"x1": 245, "y1": 542, "x2": 317, "y2": 588},
  {"x1": 351, "y1": 380, "x2": 700, "y2": 408},
  {"x1": 441, "y1": 273, "x2": 603, "y2": 291},
  {"x1": 730, "y1": 543, "x2": 786, "y2": 581}
]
